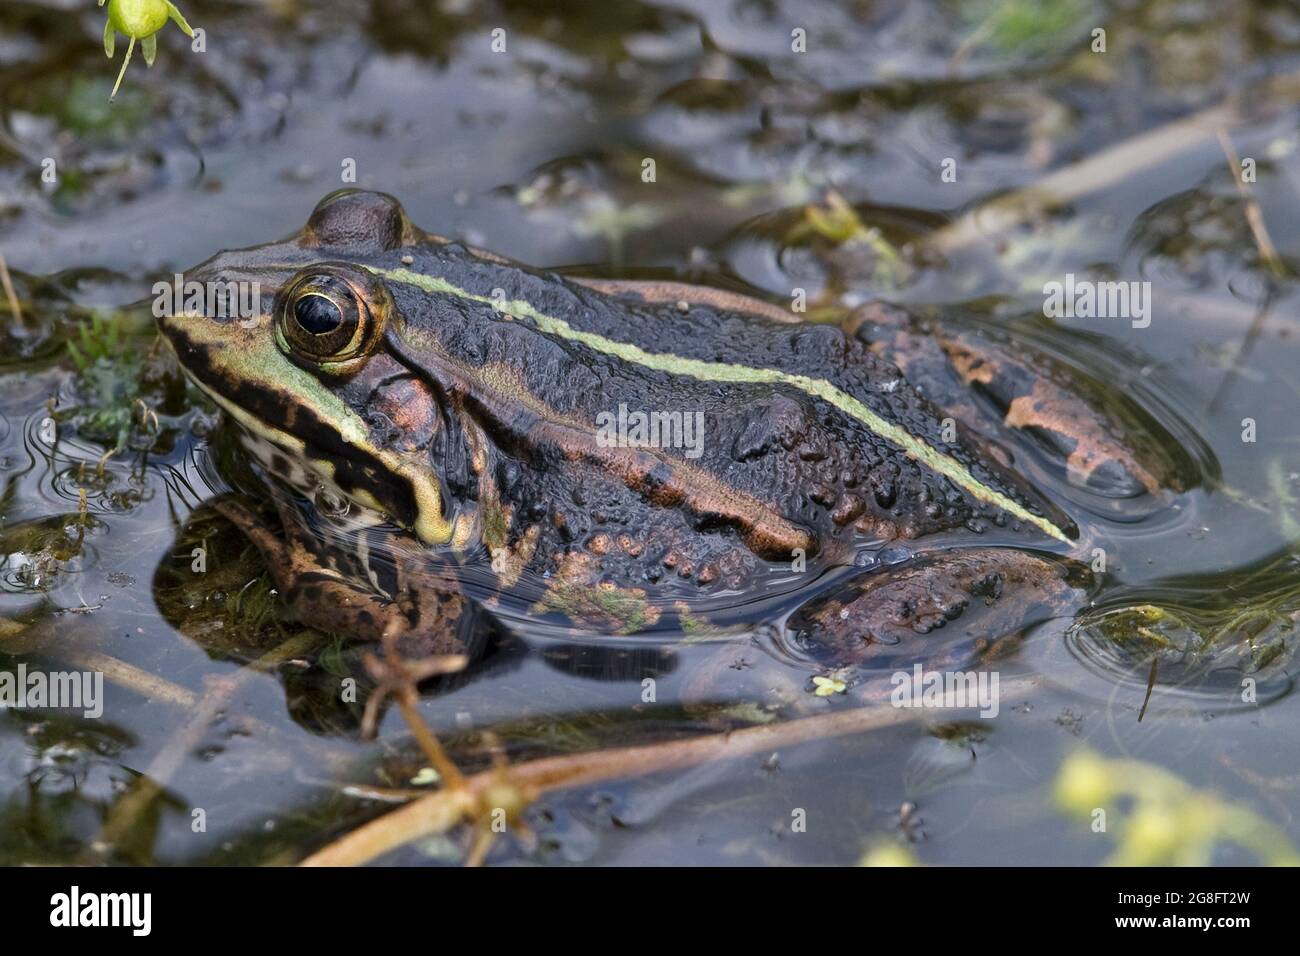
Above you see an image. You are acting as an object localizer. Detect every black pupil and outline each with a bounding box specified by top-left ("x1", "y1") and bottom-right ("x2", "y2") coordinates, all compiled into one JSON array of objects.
[{"x1": 294, "y1": 294, "x2": 343, "y2": 334}]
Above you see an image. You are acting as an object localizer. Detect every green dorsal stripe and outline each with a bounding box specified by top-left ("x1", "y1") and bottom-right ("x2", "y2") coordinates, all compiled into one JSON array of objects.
[{"x1": 371, "y1": 265, "x2": 1071, "y2": 543}]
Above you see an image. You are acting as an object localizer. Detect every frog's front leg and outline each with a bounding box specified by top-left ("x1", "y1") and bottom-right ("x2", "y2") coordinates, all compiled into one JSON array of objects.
[
  {"x1": 788, "y1": 548, "x2": 1092, "y2": 675},
  {"x1": 210, "y1": 496, "x2": 502, "y2": 738},
  {"x1": 209, "y1": 496, "x2": 479, "y2": 660}
]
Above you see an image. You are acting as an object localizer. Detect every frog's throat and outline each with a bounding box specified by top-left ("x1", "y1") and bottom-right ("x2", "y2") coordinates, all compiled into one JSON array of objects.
[{"x1": 368, "y1": 265, "x2": 1073, "y2": 545}]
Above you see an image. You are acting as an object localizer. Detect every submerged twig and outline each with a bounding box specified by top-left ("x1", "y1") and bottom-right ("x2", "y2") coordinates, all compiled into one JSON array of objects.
[
  {"x1": 1, "y1": 617, "x2": 199, "y2": 706},
  {"x1": 301, "y1": 677, "x2": 1038, "y2": 866},
  {"x1": 930, "y1": 102, "x2": 1234, "y2": 254},
  {"x1": 93, "y1": 630, "x2": 328, "y2": 859},
  {"x1": 1137, "y1": 657, "x2": 1157, "y2": 723},
  {"x1": 65, "y1": 648, "x2": 197, "y2": 709},
  {"x1": 929, "y1": 72, "x2": 1300, "y2": 255},
  {"x1": 1215, "y1": 129, "x2": 1284, "y2": 277},
  {"x1": 947, "y1": 19, "x2": 996, "y2": 72},
  {"x1": 0, "y1": 253, "x2": 24, "y2": 329},
  {"x1": 6, "y1": 620, "x2": 346, "y2": 757},
  {"x1": 1206, "y1": 294, "x2": 1273, "y2": 415},
  {"x1": 1204, "y1": 130, "x2": 1284, "y2": 413}
]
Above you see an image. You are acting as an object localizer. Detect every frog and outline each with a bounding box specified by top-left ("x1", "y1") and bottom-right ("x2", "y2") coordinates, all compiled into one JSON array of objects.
[{"x1": 156, "y1": 189, "x2": 1196, "y2": 712}]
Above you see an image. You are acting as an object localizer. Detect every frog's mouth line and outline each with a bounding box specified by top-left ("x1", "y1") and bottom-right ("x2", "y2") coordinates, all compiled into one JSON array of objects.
[{"x1": 161, "y1": 321, "x2": 458, "y2": 547}]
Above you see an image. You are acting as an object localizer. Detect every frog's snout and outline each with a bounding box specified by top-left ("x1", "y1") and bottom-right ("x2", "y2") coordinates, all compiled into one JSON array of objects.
[{"x1": 152, "y1": 266, "x2": 271, "y2": 343}]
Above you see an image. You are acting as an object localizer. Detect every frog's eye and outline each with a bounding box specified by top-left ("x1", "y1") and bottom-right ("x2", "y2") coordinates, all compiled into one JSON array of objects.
[{"x1": 277, "y1": 267, "x2": 386, "y2": 364}]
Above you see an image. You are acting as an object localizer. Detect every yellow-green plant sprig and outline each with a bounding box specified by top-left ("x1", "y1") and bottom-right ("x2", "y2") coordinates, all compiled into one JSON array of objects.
[
  {"x1": 1056, "y1": 749, "x2": 1300, "y2": 866},
  {"x1": 100, "y1": 0, "x2": 196, "y2": 101}
]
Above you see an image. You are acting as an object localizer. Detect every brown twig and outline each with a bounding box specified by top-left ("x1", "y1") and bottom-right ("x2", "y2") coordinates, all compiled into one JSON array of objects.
[
  {"x1": 1216, "y1": 129, "x2": 1284, "y2": 277},
  {"x1": 930, "y1": 102, "x2": 1236, "y2": 254},
  {"x1": 64, "y1": 648, "x2": 198, "y2": 709},
  {"x1": 1137, "y1": 657, "x2": 1158, "y2": 723},
  {"x1": 300, "y1": 676, "x2": 1038, "y2": 866},
  {"x1": 1, "y1": 616, "x2": 199, "y2": 706},
  {"x1": 1203, "y1": 131, "x2": 1285, "y2": 413},
  {"x1": 94, "y1": 675, "x2": 235, "y2": 856},
  {"x1": 396, "y1": 692, "x2": 467, "y2": 791},
  {"x1": 929, "y1": 72, "x2": 1300, "y2": 256},
  {"x1": 5, "y1": 620, "x2": 348, "y2": 761},
  {"x1": 93, "y1": 630, "x2": 328, "y2": 859},
  {"x1": 0, "y1": 252, "x2": 24, "y2": 328},
  {"x1": 358, "y1": 629, "x2": 467, "y2": 745},
  {"x1": 947, "y1": 19, "x2": 995, "y2": 72}
]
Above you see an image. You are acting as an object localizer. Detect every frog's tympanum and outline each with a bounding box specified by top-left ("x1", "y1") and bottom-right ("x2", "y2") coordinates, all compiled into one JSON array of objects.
[{"x1": 158, "y1": 190, "x2": 1192, "y2": 692}]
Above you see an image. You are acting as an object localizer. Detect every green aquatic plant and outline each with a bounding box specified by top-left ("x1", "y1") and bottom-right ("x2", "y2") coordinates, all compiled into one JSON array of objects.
[
  {"x1": 530, "y1": 576, "x2": 659, "y2": 634},
  {"x1": 65, "y1": 311, "x2": 141, "y2": 451},
  {"x1": 63, "y1": 311, "x2": 170, "y2": 462},
  {"x1": 794, "y1": 191, "x2": 914, "y2": 291},
  {"x1": 811, "y1": 675, "x2": 847, "y2": 697},
  {"x1": 1068, "y1": 555, "x2": 1300, "y2": 699},
  {"x1": 1055, "y1": 750, "x2": 1300, "y2": 866},
  {"x1": 100, "y1": 0, "x2": 196, "y2": 101},
  {"x1": 956, "y1": 0, "x2": 1094, "y2": 59}
]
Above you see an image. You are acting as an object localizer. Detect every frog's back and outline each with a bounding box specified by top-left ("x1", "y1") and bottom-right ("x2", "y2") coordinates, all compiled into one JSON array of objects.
[{"x1": 384, "y1": 239, "x2": 1068, "y2": 564}]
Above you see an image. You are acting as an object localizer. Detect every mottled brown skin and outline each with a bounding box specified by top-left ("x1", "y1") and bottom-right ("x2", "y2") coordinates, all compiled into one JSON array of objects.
[
  {"x1": 787, "y1": 549, "x2": 1088, "y2": 670},
  {"x1": 852, "y1": 303, "x2": 1194, "y2": 499},
  {"x1": 162, "y1": 191, "x2": 1187, "y2": 685},
  {"x1": 210, "y1": 496, "x2": 484, "y2": 661}
]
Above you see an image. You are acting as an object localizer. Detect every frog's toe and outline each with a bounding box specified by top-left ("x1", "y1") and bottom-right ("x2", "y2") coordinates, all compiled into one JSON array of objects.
[{"x1": 787, "y1": 549, "x2": 1091, "y2": 672}]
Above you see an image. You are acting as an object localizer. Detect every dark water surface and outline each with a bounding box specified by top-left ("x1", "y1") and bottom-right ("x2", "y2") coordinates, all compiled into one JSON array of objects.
[{"x1": 2, "y1": 0, "x2": 1300, "y2": 865}]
